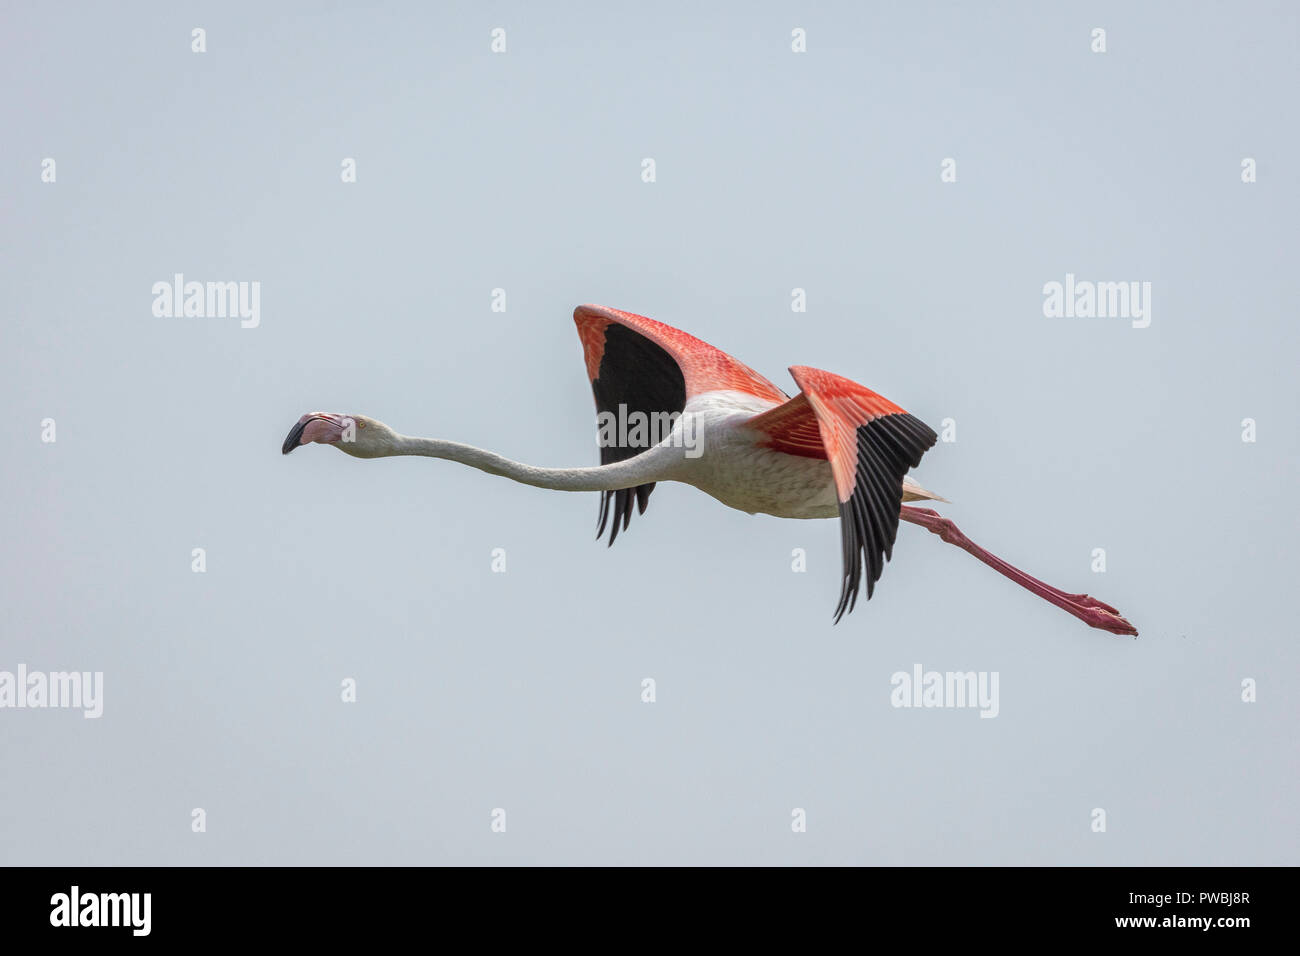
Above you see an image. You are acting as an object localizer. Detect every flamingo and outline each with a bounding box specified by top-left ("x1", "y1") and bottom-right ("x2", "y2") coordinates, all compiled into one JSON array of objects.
[{"x1": 282, "y1": 305, "x2": 1137, "y2": 635}]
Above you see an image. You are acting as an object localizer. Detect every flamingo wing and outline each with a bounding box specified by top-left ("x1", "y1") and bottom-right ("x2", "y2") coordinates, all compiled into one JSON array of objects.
[
  {"x1": 573, "y1": 305, "x2": 789, "y2": 544},
  {"x1": 747, "y1": 365, "x2": 938, "y2": 621}
]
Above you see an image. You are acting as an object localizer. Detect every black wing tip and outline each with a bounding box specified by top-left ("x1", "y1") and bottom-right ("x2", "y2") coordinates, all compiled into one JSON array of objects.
[
  {"x1": 831, "y1": 414, "x2": 937, "y2": 621},
  {"x1": 597, "y1": 484, "x2": 658, "y2": 547},
  {"x1": 588, "y1": 321, "x2": 682, "y2": 548}
]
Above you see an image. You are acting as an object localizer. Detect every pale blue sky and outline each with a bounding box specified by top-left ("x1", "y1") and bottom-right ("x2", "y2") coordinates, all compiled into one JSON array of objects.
[{"x1": 2, "y1": 0, "x2": 1297, "y2": 864}]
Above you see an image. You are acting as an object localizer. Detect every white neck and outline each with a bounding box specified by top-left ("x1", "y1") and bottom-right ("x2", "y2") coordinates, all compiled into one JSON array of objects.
[{"x1": 386, "y1": 435, "x2": 674, "y2": 493}]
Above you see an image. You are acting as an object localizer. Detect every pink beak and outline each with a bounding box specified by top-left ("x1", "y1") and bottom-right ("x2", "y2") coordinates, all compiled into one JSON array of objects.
[{"x1": 282, "y1": 414, "x2": 347, "y2": 454}]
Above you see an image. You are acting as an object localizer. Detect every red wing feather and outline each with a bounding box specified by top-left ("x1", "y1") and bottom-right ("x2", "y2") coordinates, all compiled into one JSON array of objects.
[
  {"x1": 573, "y1": 305, "x2": 788, "y2": 546},
  {"x1": 574, "y1": 305, "x2": 788, "y2": 403},
  {"x1": 744, "y1": 393, "x2": 828, "y2": 460},
  {"x1": 751, "y1": 365, "x2": 938, "y2": 621}
]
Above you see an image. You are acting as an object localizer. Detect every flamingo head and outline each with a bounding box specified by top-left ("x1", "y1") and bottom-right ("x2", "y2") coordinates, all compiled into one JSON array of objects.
[{"x1": 281, "y1": 412, "x2": 399, "y2": 459}]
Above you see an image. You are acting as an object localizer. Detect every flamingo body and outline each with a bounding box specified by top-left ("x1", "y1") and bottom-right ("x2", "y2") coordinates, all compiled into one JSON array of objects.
[{"x1": 668, "y1": 389, "x2": 842, "y2": 519}]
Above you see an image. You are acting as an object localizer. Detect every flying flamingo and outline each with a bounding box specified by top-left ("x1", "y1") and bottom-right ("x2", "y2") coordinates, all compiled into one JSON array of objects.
[{"x1": 282, "y1": 305, "x2": 1137, "y2": 635}]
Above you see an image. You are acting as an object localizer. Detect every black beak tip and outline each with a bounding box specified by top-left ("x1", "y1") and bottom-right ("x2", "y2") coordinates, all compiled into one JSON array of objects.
[{"x1": 282, "y1": 420, "x2": 307, "y2": 455}]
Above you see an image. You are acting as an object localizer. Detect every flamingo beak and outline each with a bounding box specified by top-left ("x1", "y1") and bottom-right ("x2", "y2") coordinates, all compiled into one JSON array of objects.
[
  {"x1": 282, "y1": 414, "x2": 346, "y2": 454},
  {"x1": 281, "y1": 418, "x2": 310, "y2": 454}
]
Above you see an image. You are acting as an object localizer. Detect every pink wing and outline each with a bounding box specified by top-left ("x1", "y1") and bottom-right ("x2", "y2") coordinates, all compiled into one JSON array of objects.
[
  {"x1": 748, "y1": 365, "x2": 938, "y2": 621},
  {"x1": 573, "y1": 305, "x2": 789, "y2": 544},
  {"x1": 574, "y1": 305, "x2": 790, "y2": 403}
]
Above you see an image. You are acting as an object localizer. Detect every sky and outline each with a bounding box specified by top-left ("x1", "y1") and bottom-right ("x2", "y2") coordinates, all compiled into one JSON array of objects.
[{"x1": 1, "y1": 0, "x2": 1297, "y2": 865}]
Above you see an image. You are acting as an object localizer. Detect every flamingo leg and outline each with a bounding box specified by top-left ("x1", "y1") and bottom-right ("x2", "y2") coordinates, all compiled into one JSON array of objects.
[{"x1": 899, "y1": 507, "x2": 1138, "y2": 636}]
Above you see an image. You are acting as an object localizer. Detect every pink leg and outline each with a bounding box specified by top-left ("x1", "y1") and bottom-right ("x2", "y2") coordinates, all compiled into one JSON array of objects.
[{"x1": 899, "y1": 507, "x2": 1138, "y2": 636}]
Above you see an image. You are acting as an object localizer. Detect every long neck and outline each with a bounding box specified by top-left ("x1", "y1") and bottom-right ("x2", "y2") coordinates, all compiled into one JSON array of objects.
[{"x1": 389, "y1": 435, "x2": 670, "y2": 493}]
